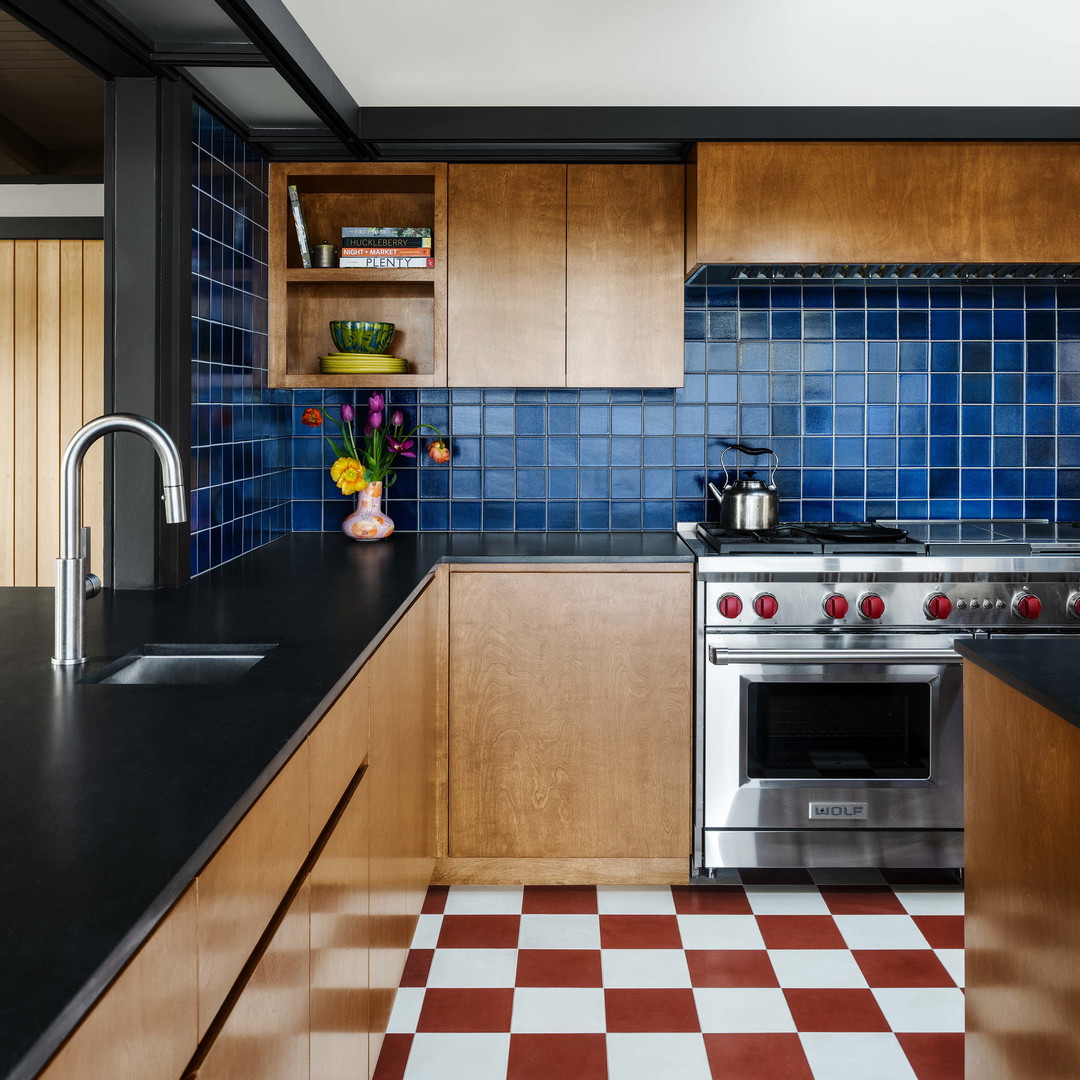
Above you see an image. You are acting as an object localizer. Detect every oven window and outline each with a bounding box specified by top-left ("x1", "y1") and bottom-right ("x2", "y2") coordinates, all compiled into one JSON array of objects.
[{"x1": 745, "y1": 682, "x2": 932, "y2": 780}]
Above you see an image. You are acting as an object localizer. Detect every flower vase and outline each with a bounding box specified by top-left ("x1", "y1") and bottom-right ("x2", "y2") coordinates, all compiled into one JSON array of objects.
[{"x1": 342, "y1": 480, "x2": 394, "y2": 541}]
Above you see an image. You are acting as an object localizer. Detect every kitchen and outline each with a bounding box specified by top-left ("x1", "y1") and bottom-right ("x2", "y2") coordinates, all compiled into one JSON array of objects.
[{"x1": 1, "y1": 3, "x2": 1079, "y2": 1080}]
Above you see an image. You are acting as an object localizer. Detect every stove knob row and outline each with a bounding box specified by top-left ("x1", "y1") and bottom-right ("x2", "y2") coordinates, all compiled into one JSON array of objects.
[
  {"x1": 924, "y1": 593, "x2": 953, "y2": 621},
  {"x1": 1070, "y1": 592, "x2": 1080, "y2": 618},
  {"x1": 858, "y1": 593, "x2": 886, "y2": 620},
  {"x1": 822, "y1": 593, "x2": 848, "y2": 620},
  {"x1": 1013, "y1": 593, "x2": 1043, "y2": 620},
  {"x1": 717, "y1": 593, "x2": 743, "y2": 619},
  {"x1": 754, "y1": 593, "x2": 779, "y2": 620}
]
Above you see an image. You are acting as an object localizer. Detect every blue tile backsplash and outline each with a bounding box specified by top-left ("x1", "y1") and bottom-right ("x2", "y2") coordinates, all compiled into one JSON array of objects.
[{"x1": 190, "y1": 103, "x2": 288, "y2": 575}]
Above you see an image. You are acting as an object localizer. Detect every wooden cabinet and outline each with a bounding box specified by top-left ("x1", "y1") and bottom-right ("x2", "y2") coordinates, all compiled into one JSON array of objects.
[
  {"x1": 688, "y1": 141, "x2": 1080, "y2": 271},
  {"x1": 566, "y1": 164, "x2": 684, "y2": 387},
  {"x1": 965, "y1": 665, "x2": 1080, "y2": 1079},
  {"x1": 448, "y1": 163, "x2": 685, "y2": 388},
  {"x1": 444, "y1": 566, "x2": 692, "y2": 883}
]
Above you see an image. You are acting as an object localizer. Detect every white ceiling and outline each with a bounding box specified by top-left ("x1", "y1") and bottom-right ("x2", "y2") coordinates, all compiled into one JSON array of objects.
[{"x1": 280, "y1": 0, "x2": 1080, "y2": 108}]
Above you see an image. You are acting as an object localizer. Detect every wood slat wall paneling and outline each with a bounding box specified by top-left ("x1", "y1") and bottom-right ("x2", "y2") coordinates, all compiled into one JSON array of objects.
[
  {"x1": 12, "y1": 238, "x2": 37, "y2": 584},
  {"x1": 0, "y1": 241, "x2": 13, "y2": 585},
  {"x1": 35, "y1": 239, "x2": 59, "y2": 584},
  {"x1": 82, "y1": 239, "x2": 104, "y2": 565}
]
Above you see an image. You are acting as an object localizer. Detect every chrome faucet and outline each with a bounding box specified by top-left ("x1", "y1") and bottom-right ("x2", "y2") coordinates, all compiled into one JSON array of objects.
[{"x1": 53, "y1": 414, "x2": 188, "y2": 666}]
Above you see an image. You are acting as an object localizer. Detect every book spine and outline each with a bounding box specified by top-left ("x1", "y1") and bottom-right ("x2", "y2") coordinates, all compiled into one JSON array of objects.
[
  {"x1": 287, "y1": 185, "x2": 311, "y2": 269},
  {"x1": 341, "y1": 247, "x2": 432, "y2": 257},
  {"x1": 340, "y1": 234, "x2": 431, "y2": 247},
  {"x1": 340, "y1": 227, "x2": 433, "y2": 238},
  {"x1": 338, "y1": 257, "x2": 435, "y2": 268}
]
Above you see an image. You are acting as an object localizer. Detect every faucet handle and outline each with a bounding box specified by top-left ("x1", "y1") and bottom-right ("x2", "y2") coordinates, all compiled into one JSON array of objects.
[{"x1": 79, "y1": 525, "x2": 91, "y2": 559}]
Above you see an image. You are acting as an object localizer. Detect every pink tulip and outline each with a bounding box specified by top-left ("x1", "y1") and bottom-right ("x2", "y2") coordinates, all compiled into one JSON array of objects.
[
  {"x1": 368, "y1": 411, "x2": 383, "y2": 429},
  {"x1": 390, "y1": 409, "x2": 404, "y2": 427},
  {"x1": 368, "y1": 393, "x2": 385, "y2": 413},
  {"x1": 341, "y1": 403, "x2": 355, "y2": 423}
]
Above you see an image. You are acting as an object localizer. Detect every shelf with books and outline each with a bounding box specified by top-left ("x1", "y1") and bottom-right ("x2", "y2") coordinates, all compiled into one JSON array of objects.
[{"x1": 269, "y1": 162, "x2": 447, "y2": 387}]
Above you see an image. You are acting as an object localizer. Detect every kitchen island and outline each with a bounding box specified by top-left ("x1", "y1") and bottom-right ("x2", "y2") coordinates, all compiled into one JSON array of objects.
[
  {"x1": 957, "y1": 638, "x2": 1080, "y2": 1080},
  {"x1": 0, "y1": 531, "x2": 692, "y2": 1080}
]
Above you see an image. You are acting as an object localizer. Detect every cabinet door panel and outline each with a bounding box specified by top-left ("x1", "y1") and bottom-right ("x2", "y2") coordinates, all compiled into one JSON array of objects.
[
  {"x1": 448, "y1": 570, "x2": 692, "y2": 859},
  {"x1": 566, "y1": 164, "x2": 684, "y2": 387},
  {"x1": 311, "y1": 771, "x2": 370, "y2": 1080},
  {"x1": 447, "y1": 164, "x2": 566, "y2": 387},
  {"x1": 309, "y1": 665, "x2": 370, "y2": 840},
  {"x1": 196, "y1": 881, "x2": 310, "y2": 1080}
]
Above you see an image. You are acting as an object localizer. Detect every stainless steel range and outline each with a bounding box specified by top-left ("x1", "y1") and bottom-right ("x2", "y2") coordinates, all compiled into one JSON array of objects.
[{"x1": 678, "y1": 519, "x2": 1080, "y2": 872}]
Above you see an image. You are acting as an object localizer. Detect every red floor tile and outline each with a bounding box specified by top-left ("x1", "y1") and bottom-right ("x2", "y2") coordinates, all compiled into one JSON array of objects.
[
  {"x1": 515, "y1": 948, "x2": 603, "y2": 987},
  {"x1": 436, "y1": 914, "x2": 520, "y2": 949},
  {"x1": 704, "y1": 1033, "x2": 814, "y2": 1080},
  {"x1": 371, "y1": 1033, "x2": 412, "y2": 1080},
  {"x1": 896, "y1": 1033, "x2": 965, "y2": 1080},
  {"x1": 853, "y1": 949, "x2": 957, "y2": 988},
  {"x1": 672, "y1": 885, "x2": 753, "y2": 914},
  {"x1": 416, "y1": 988, "x2": 515, "y2": 1032},
  {"x1": 912, "y1": 915, "x2": 965, "y2": 949},
  {"x1": 783, "y1": 988, "x2": 890, "y2": 1032},
  {"x1": 820, "y1": 886, "x2": 907, "y2": 915},
  {"x1": 522, "y1": 884, "x2": 598, "y2": 914},
  {"x1": 421, "y1": 885, "x2": 449, "y2": 914},
  {"x1": 756, "y1": 915, "x2": 847, "y2": 950},
  {"x1": 507, "y1": 1033, "x2": 607, "y2": 1080},
  {"x1": 604, "y1": 988, "x2": 701, "y2": 1032},
  {"x1": 686, "y1": 949, "x2": 779, "y2": 988},
  {"x1": 600, "y1": 913, "x2": 683, "y2": 949},
  {"x1": 399, "y1": 949, "x2": 434, "y2": 987}
]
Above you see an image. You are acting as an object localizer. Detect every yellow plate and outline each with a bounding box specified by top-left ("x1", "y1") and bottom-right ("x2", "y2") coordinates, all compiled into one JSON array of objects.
[
  {"x1": 320, "y1": 352, "x2": 398, "y2": 359},
  {"x1": 320, "y1": 362, "x2": 407, "y2": 369}
]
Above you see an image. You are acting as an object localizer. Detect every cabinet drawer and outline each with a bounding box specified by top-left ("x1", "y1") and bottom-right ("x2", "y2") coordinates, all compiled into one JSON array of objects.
[
  {"x1": 196, "y1": 744, "x2": 310, "y2": 1035},
  {"x1": 309, "y1": 665, "x2": 370, "y2": 840}
]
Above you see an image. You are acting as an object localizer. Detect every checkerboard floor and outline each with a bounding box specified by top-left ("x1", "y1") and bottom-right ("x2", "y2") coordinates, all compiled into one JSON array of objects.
[{"x1": 373, "y1": 874, "x2": 964, "y2": 1080}]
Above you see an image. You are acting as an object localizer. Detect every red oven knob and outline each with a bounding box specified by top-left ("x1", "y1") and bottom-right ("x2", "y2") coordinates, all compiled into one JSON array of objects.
[
  {"x1": 859, "y1": 594, "x2": 886, "y2": 620},
  {"x1": 1070, "y1": 592, "x2": 1080, "y2": 619},
  {"x1": 718, "y1": 594, "x2": 743, "y2": 619},
  {"x1": 1014, "y1": 593, "x2": 1042, "y2": 620},
  {"x1": 754, "y1": 594, "x2": 779, "y2": 619},
  {"x1": 822, "y1": 594, "x2": 848, "y2": 619},
  {"x1": 925, "y1": 593, "x2": 953, "y2": 621}
]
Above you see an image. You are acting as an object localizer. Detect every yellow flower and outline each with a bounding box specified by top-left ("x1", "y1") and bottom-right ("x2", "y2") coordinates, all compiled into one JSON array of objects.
[{"x1": 330, "y1": 456, "x2": 367, "y2": 496}]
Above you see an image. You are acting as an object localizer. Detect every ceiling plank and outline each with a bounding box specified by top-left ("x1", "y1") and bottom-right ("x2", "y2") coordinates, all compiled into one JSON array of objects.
[{"x1": 0, "y1": 109, "x2": 48, "y2": 173}]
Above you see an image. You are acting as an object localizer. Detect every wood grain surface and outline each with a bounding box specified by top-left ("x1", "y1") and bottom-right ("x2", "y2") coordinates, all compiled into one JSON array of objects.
[
  {"x1": 434, "y1": 857, "x2": 687, "y2": 886},
  {"x1": 965, "y1": 664, "x2": 1080, "y2": 1079},
  {"x1": 692, "y1": 141, "x2": 1080, "y2": 266},
  {"x1": 566, "y1": 164, "x2": 684, "y2": 387},
  {"x1": 448, "y1": 571, "x2": 693, "y2": 859},
  {"x1": 447, "y1": 163, "x2": 567, "y2": 387}
]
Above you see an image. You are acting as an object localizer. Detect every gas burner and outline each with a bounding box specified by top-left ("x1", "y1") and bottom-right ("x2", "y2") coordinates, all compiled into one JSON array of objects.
[{"x1": 696, "y1": 521, "x2": 915, "y2": 556}]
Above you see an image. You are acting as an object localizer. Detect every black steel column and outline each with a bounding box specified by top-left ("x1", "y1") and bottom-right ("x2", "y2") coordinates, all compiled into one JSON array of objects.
[{"x1": 104, "y1": 77, "x2": 192, "y2": 589}]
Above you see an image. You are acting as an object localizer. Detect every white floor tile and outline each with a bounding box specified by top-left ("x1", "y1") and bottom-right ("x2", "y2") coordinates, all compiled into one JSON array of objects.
[
  {"x1": 386, "y1": 987, "x2": 425, "y2": 1033},
  {"x1": 510, "y1": 987, "x2": 607, "y2": 1033},
  {"x1": 601, "y1": 949, "x2": 692, "y2": 988},
  {"x1": 443, "y1": 886, "x2": 524, "y2": 915},
  {"x1": 800, "y1": 1032, "x2": 918, "y2": 1080},
  {"x1": 745, "y1": 886, "x2": 830, "y2": 915},
  {"x1": 872, "y1": 987, "x2": 966, "y2": 1032},
  {"x1": 606, "y1": 1033, "x2": 712, "y2": 1080},
  {"x1": 892, "y1": 888, "x2": 965, "y2": 916},
  {"x1": 833, "y1": 914, "x2": 930, "y2": 950},
  {"x1": 935, "y1": 948, "x2": 964, "y2": 987},
  {"x1": 410, "y1": 914, "x2": 444, "y2": 949},
  {"x1": 425, "y1": 948, "x2": 518, "y2": 988},
  {"x1": 596, "y1": 885, "x2": 677, "y2": 914},
  {"x1": 694, "y1": 987, "x2": 797, "y2": 1033},
  {"x1": 518, "y1": 913, "x2": 601, "y2": 950},
  {"x1": 767, "y1": 949, "x2": 869, "y2": 989},
  {"x1": 404, "y1": 1033, "x2": 510, "y2": 1080},
  {"x1": 676, "y1": 914, "x2": 765, "y2": 950}
]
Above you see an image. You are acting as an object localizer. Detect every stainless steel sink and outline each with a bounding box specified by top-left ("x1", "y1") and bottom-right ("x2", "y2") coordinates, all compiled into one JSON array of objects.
[{"x1": 86, "y1": 644, "x2": 276, "y2": 685}]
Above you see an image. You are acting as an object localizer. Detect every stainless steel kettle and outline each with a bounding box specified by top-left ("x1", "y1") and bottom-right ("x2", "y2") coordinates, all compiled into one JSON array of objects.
[{"x1": 708, "y1": 444, "x2": 780, "y2": 531}]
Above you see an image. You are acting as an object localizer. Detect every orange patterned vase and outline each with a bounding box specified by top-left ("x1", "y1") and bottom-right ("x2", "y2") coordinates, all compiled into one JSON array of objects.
[{"x1": 341, "y1": 480, "x2": 395, "y2": 541}]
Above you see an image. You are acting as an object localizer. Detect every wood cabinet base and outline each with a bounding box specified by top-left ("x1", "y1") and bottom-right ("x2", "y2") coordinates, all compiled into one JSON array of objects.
[{"x1": 434, "y1": 857, "x2": 687, "y2": 886}]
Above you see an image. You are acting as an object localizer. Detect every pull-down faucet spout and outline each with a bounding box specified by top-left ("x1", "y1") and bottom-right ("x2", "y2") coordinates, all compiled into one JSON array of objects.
[{"x1": 53, "y1": 414, "x2": 188, "y2": 666}]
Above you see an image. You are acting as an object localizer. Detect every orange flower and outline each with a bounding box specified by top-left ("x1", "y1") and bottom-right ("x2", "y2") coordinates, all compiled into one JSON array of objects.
[
  {"x1": 301, "y1": 407, "x2": 322, "y2": 427},
  {"x1": 427, "y1": 439, "x2": 450, "y2": 464}
]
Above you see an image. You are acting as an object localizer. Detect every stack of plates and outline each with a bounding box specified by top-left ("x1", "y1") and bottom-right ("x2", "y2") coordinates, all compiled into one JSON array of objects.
[{"x1": 319, "y1": 352, "x2": 408, "y2": 374}]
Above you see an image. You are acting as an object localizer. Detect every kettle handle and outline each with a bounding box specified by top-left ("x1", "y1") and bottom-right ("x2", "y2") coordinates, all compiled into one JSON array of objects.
[{"x1": 720, "y1": 443, "x2": 779, "y2": 488}]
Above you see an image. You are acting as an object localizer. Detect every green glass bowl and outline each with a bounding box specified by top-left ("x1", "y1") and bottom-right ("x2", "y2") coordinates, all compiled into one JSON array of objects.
[{"x1": 329, "y1": 320, "x2": 396, "y2": 354}]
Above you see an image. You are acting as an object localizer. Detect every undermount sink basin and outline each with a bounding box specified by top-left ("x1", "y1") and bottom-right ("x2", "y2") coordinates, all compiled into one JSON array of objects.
[{"x1": 86, "y1": 644, "x2": 276, "y2": 685}]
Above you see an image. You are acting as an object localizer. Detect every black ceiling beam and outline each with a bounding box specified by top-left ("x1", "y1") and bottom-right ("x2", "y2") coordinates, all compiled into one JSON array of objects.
[
  {"x1": 358, "y1": 105, "x2": 1080, "y2": 143},
  {"x1": 151, "y1": 42, "x2": 271, "y2": 66}
]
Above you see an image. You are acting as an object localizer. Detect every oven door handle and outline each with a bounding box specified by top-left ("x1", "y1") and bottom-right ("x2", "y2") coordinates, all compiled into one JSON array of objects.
[{"x1": 708, "y1": 647, "x2": 962, "y2": 666}]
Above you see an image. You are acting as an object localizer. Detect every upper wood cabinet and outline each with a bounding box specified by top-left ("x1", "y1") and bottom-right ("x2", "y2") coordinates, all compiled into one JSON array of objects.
[
  {"x1": 449, "y1": 163, "x2": 685, "y2": 387},
  {"x1": 688, "y1": 141, "x2": 1080, "y2": 271},
  {"x1": 566, "y1": 165, "x2": 684, "y2": 388}
]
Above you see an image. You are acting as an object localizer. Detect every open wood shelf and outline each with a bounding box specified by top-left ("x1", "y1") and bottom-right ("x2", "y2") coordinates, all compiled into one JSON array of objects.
[{"x1": 269, "y1": 162, "x2": 447, "y2": 388}]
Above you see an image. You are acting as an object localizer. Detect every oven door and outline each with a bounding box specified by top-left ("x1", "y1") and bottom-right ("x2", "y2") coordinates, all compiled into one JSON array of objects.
[{"x1": 703, "y1": 632, "x2": 965, "y2": 831}]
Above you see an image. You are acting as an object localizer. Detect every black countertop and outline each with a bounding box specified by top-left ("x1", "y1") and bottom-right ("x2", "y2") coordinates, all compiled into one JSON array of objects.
[
  {"x1": 956, "y1": 637, "x2": 1080, "y2": 730},
  {"x1": 0, "y1": 531, "x2": 691, "y2": 1080}
]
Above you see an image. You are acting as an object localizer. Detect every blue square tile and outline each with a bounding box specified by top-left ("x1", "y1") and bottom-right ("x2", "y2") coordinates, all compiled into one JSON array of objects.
[
  {"x1": 610, "y1": 501, "x2": 642, "y2": 530},
  {"x1": 707, "y1": 285, "x2": 738, "y2": 308},
  {"x1": 546, "y1": 501, "x2": 578, "y2": 529},
  {"x1": 834, "y1": 406, "x2": 865, "y2": 435},
  {"x1": 707, "y1": 342, "x2": 738, "y2": 371},
  {"x1": 804, "y1": 405, "x2": 833, "y2": 435},
  {"x1": 483, "y1": 437, "x2": 515, "y2": 467},
  {"x1": 451, "y1": 500, "x2": 482, "y2": 530},
  {"x1": 482, "y1": 501, "x2": 514, "y2": 530},
  {"x1": 515, "y1": 501, "x2": 546, "y2": 530},
  {"x1": 739, "y1": 311, "x2": 769, "y2": 339},
  {"x1": 643, "y1": 501, "x2": 674, "y2": 529},
  {"x1": 867, "y1": 285, "x2": 897, "y2": 309},
  {"x1": 771, "y1": 404, "x2": 800, "y2": 435},
  {"x1": 804, "y1": 311, "x2": 833, "y2": 339},
  {"x1": 643, "y1": 438, "x2": 674, "y2": 466},
  {"x1": 993, "y1": 309, "x2": 1025, "y2": 339},
  {"x1": 802, "y1": 438, "x2": 833, "y2": 466},
  {"x1": 771, "y1": 286, "x2": 801, "y2": 308},
  {"x1": 684, "y1": 310, "x2": 706, "y2": 340},
  {"x1": 771, "y1": 311, "x2": 801, "y2": 339},
  {"x1": 867, "y1": 311, "x2": 898, "y2": 339},
  {"x1": 962, "y1": 311, "x2": 992, "y2": 339},
  {"x1": 899, "y1": 311, "x2": 929, "y2": 339},
  {"x1": 419, "y1": 500, "x2": 450, "y2": 529},
  {"x1": 579, "y1": 500, "x2": 610, "y2": 530},
  {"x1": 579, "y1": 468, "x2": 610, "y2": 498},
  {"x1": 707, "y1": 310, "x2": 737, "y2": 340}
]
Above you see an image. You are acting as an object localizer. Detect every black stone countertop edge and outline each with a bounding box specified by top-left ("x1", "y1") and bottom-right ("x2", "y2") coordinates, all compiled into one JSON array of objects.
[
  {"x1": 956, "y1": 638, "x2": 1080, "y2": 730},
  {"x1": 0, "y1": 531, "x2": 693, "y2": 1080}
]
